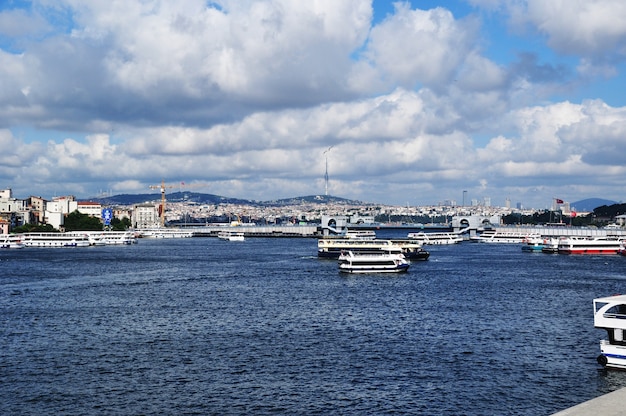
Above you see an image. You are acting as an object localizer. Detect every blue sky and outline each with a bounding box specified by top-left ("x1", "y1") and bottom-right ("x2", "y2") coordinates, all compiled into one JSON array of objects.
[{"x1": 0, "y1": 0, "x2": 625, "y2": 209}]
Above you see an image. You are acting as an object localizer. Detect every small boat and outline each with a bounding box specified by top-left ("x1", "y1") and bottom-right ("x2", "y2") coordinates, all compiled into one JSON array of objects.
[
  {"x1": 0, "y1": 234, "x2": 24, "y2": 249},
  {"x1": 541, "y1": 237, "x2": 560, "y2": 254},
  {"x1": 21, "y1": 232, "x2": 91, "y2": 248},
  {"x1": 521, "y1": 236, "x2": 544, "y2": 252},
  {"x1": 218, "y1": 230, "x2": 245, "y2": 241},
  {"x1": 338, "y1": 250, "x2": 410, "y2": 274},
  {"x1": 407, "y1": 231, "x2": 463, "y2": 245},
  {"x1": 557, "y1": 236, "x2": 625, "y2": 255},
  {"x1": 594, "y1": 294, "x2": 626, "y2": 369}
]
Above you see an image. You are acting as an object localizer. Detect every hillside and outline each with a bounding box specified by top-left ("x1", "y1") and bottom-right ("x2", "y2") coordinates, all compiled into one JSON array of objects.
[
  {"x1": 571, "y1": 198, "x2": 618, "y2": 212},
  {"x1": 87, "y1": 192, "x2": 365, "y2": 207}
]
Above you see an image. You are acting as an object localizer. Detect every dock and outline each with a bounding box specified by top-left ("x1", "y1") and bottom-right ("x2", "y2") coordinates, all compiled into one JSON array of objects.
[{"x1": 552, "y1": 387, "x2": 626, "y2": 415}]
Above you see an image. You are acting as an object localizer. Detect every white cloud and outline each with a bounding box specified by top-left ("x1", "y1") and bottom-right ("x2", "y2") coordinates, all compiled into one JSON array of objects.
[
  {"x1": 0, "y1": 1, "x2": 625, "y2": 207},
  {"x1": 362, "y1": 4, "x2": 479, "y2": 89}
]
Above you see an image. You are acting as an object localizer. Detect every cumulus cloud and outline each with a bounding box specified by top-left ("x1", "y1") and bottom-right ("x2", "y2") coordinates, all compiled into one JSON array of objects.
[{"x1": 0, "y1": 0, "x2": 625, "y2": 207}]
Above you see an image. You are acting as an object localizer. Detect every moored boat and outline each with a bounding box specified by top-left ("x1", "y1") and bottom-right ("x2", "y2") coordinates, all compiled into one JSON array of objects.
[
  {"x1": 338, "y1": 250, "x2": 410, "y2": 274},
  {"x1": 0, "y1": 234, "x2": 24, "y2": 249},
  {"x1": 218, "y1": 230, "x2": 245, "y2": 241},
  {"x1": 67, "y1": 231, "x2": 137, "y2": 245},
  {"x1": 541, "y1": 237, "x2": 560, "y2": 254},
  {"x1": 557, "y1": 236, "x2": 625, "y2": 255},
  {"x1": 521, "y1": 236, "x2": 544, "y2": 252},
  {"x1": 594, "y1": 294, "x2": 626, "y2": 369},
  {"x1": 470, "y1": 229, "x2": 540, "y2": 244},
  {"x1": 407, "y1": 231, "x2": 463, "y2": 245},
  {"x1": 21, "y1": 232, "x2": 91, "y2": 247}
]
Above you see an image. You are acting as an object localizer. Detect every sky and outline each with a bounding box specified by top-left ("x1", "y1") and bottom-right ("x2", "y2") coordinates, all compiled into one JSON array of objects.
[{"x1": 1, "y1": 0, "x2": 626, "y2": 209}]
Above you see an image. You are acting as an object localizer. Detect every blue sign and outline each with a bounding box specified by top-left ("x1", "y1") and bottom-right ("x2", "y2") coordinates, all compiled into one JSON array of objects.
[{"x1": 102, "y1": 208, "x2": 113, "y2": 225}]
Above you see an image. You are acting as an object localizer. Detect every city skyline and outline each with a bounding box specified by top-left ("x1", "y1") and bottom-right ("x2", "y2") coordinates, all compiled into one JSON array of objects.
[{"x1": 1, "y1": 1, "x2": 625, "y2": 208}]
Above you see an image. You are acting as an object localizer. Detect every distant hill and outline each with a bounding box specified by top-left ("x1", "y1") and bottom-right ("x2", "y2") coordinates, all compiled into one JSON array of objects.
[
  {"x1": 571, "y1": 198, "x2": 618, "y2": 212},
  {"x1": 86, "y1": 192, "x2": 366, "y2": 207}
]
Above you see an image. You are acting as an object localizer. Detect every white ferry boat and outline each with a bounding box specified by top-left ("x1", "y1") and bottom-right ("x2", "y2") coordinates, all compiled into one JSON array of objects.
[
  {"x1": 318, "y1": 238, "x2": 429, "y2": 261},
  {"x1": 557, "y1": 236, "x2": 625, "y2": 255},
  {"x1": 594, "y1": 294, "x2": 626, "y2": 369},
  {"x1": 87, "y1": 231, "x2": 137, "y2": 245},
  {"x1": 338, "y1": 250, "x2": 410, "y2": 274},
  {"x1": 0, "y1": 234, "x2": 24, "y2": 249},
  {"x1": 407, "y1": 231, "x2": 463, "y2": 245},
  {"x1": 470, "y1": 229, "x2": 539, "y2": 244},
  {"x1": 21, "y1": 232, "x2": 91, "y2": 248},
  {"x1": 140, "y1": 228, "x2": 193, "y2": 238},
  {"x1": 218, "y1": 230, "x2": 245, "y2": 241}
]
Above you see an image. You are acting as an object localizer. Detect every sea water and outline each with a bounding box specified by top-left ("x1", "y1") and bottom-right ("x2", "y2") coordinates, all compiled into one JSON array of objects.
[{"x1": 2, "y1": 233, "x2": 626, "y2": 415}]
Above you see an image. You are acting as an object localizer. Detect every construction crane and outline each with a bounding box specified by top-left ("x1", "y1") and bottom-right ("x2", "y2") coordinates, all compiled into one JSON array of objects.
[
  {"x1": 149, "y1": 180, "x2": 176, "y2": 227},
  {"x1": 148, "y1": 180, "x2": 210, "y2": 227}
]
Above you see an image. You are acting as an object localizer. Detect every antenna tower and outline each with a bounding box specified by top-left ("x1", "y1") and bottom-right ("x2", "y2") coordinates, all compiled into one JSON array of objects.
[{"x1": 324, "y1": 146, "x2": 333, "y2": 196}]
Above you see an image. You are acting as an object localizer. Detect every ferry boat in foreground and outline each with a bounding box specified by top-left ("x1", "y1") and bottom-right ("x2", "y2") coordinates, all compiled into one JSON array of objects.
[
  {"x1": 318, "y1": 238, "x2": 429, "y2": 261},
  {"x1": 407, "y1": 231, "x2": 463, "y2": 245},
  {"x1": 0, "y1": 234, "x2": 24, "y2": 249},
  {"x1": 338, "y1": 250, "x2": 410, "y2": 274},
  {"x1": 594, "y1": 294, "x2": 626, "y2": 369},
  {"x1": 557, "y1": 236, "x2": 625, "y2": 255},
  {"x1": 21, "y1": 232, "x2": 91, "y2": 248}
]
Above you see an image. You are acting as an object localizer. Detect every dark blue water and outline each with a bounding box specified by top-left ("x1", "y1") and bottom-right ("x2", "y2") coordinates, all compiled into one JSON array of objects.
[{"x1": 2, "y1": 233, "x2": 626, "y2": 415}]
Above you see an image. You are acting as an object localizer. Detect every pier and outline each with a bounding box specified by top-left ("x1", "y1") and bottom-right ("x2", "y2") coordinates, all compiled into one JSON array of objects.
[{"x1": 552, "y1": 387, "x2": 626, "y2": 415}]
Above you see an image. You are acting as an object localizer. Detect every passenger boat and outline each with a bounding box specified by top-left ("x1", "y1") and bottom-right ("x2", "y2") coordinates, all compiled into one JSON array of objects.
[
  {"x1": 407, "y1": 231, "x2": 463, "y2": 245},
  {"x1": 541, "y1": 237, "x2": 560, "y2": 254},
  {"x1": 521, "y1": 236, "x2": 544, "y2": 252},
  {"x1": 594, "y1": 294, "x2": 626, "y2": 369},
  {"x1": 0, "y1": 234, "x2": 24, "y2": 249},
  {"x1": 21, "y1": 232, "x2": 91, "y2": 247},
  {"x1": 318, "y1": 238, "x2": 429, "y2": 260},
  {"x1": 344, "y1": 230, "x2": 376, "y2": 240},
  {"x1": 140, "y1": 228, "x2": 193, "y2": 238},
  {"x1": 470, "y1": 229, "x2": 540, "y2": 244},
  {"x1": 218, "y1": 230, "x2": 245, "y2": 241},
  {"x1": 557, "y1": 236, "x2": 625, "y2": 255},
  {"x1": 66, "y1": 231, "x2": 137, "y2": 245},
  {"x1": 338, "y1": 250, "x2": 410, "y2": 274}
]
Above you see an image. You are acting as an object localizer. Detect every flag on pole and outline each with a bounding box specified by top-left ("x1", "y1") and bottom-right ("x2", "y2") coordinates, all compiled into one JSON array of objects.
[{"x1": 555, "y1": 198, "x2": 564, "y2": 204}]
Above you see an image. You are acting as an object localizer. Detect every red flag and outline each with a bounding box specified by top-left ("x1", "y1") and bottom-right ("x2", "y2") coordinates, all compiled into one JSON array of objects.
[{"x1": 555, "y1": 198, "x2": 564, "y2": 204}]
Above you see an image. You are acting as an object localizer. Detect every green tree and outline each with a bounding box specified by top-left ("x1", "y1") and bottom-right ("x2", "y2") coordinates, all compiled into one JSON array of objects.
[
  {"x1": 64, "y1": 210, "x2": 103, "y2": 231},
  {"x1": 111, "y1": 217, "x2": 131, "y2": 231},
  {"x1": 13, "y1": 223, "x2": 57, "y2": 233}
]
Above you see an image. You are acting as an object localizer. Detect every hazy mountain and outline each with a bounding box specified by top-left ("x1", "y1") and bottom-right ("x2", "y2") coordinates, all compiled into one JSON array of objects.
[
  {"x1": 87, "y1": 192, "x2": 364, "y2": 207},
  {"x1": 571, "y1": 198, "x2": 618, "y2": 212}
]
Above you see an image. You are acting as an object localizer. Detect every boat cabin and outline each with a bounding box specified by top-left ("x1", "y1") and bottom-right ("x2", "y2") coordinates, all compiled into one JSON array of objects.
[{"x1": 594, "y1": 295, "x2": 626, "y2": 345}]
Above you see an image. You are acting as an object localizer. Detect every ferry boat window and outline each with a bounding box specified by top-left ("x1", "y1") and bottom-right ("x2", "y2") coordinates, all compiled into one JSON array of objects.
[{"x1": 603, "y1": 304, "x2": 626, "y2": 319}]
